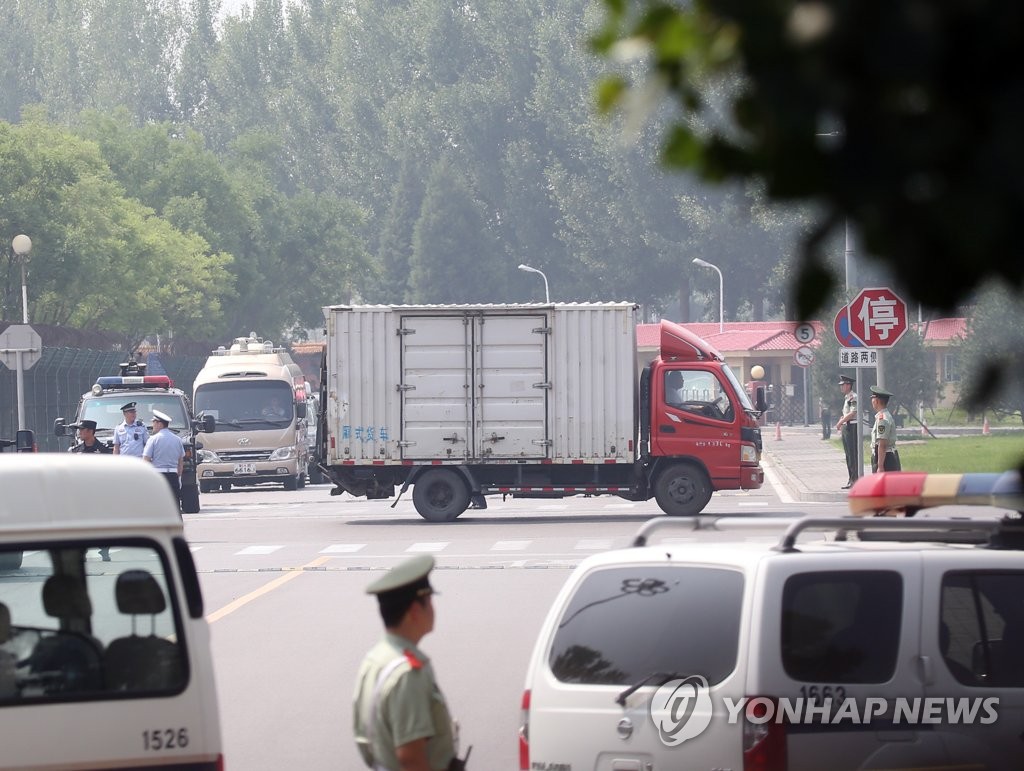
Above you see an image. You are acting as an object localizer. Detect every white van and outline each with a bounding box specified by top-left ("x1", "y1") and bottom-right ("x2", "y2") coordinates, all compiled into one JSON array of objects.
[
  {"x1": 521, "y1": 474, "x2": 1024, "y2": 771},
  {"x1": 0, "y1": 454, "x2": 223, "y2": 770},
  {"x1": 193, "y1": 333, "x2": 309, "y2": 492}
]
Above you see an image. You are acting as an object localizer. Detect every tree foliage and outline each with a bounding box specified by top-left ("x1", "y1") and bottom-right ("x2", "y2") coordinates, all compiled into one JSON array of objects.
[{"x1": 958, "y1": 286, "x2": 1024, "y2": 423}]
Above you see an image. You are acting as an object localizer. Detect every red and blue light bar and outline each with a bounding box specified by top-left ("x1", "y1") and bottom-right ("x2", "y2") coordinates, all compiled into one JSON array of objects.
[
  {"x1": 849, "y1": 471, "x2": 1023, "y2": 516},
  {"x1": 95, "y1": 375, "x2": 174, "y2": 389}
]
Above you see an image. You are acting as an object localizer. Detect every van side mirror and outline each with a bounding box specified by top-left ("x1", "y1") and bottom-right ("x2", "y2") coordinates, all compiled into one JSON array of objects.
[
  {"x1": 15, "y1": 430, "x2": 35, "y2": 452},
  {"x1": 54, "y1": 418, "x2": 67, "y2": 437},
  {"x1": 295, "y1": 402, "x2": 307, "y2": 420},
  {"x1": 755, "y1": 387, "x2": 767, "y2": 413},
  {"x1": 200, "y1": 414, "x2": 216, "y2": 433}
]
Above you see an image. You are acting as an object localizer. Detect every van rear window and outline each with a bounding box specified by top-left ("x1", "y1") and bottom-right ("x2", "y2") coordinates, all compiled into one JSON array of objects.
[
  {"x1": 1, "y1": 542, "x2": 188, "y2": 705},
  {"x1": 548, "y1": 565, "x2": 743, "y2": 686},
  {"x1": 782, "y1": 570, "x2": 903, "y2": 683}
]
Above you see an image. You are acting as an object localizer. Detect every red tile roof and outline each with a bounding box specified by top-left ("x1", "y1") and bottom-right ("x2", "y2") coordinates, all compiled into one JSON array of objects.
[{"x1": 915, "y1": 318, "x2": 966, "y2": 342}]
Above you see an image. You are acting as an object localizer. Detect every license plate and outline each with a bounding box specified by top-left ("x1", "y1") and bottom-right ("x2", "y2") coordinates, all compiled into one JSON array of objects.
[{"x1": 234, "y1": 463, "x2": 257, "y2": 475}]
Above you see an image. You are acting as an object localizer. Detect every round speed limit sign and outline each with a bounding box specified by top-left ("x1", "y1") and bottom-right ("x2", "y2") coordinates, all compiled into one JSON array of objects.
[{"x1": 794, "y1": 323, "x2": 816, "y2": 344}]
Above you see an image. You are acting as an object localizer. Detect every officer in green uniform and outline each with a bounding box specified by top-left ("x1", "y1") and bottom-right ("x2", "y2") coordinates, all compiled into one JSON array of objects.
[
  {"x1": 869, "y1": 386, "x2": 902, "y2": 473},
  {"x1": 353, "y1": 555, "x2": 469, "y2": 771},
  {"x1": 835, "y1": 376, "x2": 859, "y2": 488}
]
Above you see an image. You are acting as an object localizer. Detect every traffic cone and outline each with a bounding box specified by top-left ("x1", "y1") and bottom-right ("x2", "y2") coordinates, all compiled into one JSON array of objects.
[
  {"x1": 983, "y1": 417, "x2": 991, "y2": 435},
  {"x1": 775, "y1": 422, "x2": 782, "y2": 441}
]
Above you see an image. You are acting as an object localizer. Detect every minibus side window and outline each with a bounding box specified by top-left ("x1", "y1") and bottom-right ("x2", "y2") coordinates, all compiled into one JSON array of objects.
[{"x1": 0, "y1": 542, "x2": 188, "y2": 704}]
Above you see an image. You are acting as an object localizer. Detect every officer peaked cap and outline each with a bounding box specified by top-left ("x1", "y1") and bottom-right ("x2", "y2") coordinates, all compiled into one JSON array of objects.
[
  {"x1": 366, "y1": 554, "x2": 438, "y2": 598},
  {"x1": 838, "y1": 375, "x2": 854, "y2": 385},
  {"x1": 869, "y1": 386, "x2": 893, "y2": 399},
  {"x1": 121, "y1": 402, "x2": 137, "y2": 411},
  {"x1": 74, "y1": 419, "x2": 98, "y2": 431},
  {"x1": 151, "y1": 409, "x2": 172, "y2": 424}
]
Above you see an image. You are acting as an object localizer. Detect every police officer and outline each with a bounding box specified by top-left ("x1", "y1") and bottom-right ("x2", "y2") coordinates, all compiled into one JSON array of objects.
[
  {"x1": 69, "y1": 420, "x2": 112, "y2": 455},
  {"x1": 353, "y1": 555, "x2": 469, "y2": 771},
  {"x1": 869, "y1": 386, "x2": 902, "y2": 473},
  {"x1": 112, "y1": 402, "x2": 146, "y2": 457},
  {"x1": 834, "y1": 375, "x2": 859, "y2": 488},
  {"x1": 143, "y1": 410, "x2": 184, "y2": 509}
]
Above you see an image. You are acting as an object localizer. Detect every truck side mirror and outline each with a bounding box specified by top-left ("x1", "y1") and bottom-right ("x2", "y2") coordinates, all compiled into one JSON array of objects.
[
  {"x1": 755, "y1": 387, "x2": 767, "y2": 413},
  {"x1": 201, "y1": 414, "x2": 216, "y2": 433},
  {"x1": 15, "y1": 429, "x2": 35, "y2": 452},
  {"x1": 54, "y1": 418, "x2": 67, "y2": 437},
  {"x1": 295, "y1": 402, "x2": 307, "y2": 420}
]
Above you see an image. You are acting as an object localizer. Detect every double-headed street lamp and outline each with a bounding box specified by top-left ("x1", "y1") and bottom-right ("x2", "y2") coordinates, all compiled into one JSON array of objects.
[
  {"x1": 12, "y1": 234, "x2": 31, "y2": 323},
  {"x1": 692, "y1": 257, "x2": 723, "y2": 333},
  {"x1": 518, "y1": 263, "x2": 550, "y2": 304}
]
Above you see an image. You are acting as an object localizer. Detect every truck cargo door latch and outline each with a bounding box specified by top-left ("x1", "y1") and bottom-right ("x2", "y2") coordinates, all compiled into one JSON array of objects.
[
  {"x1": 484, "y1": 433, "x2": 505, "y2": 443},
  {"x1": 443, "y1": 434, "x2": 462, "y2": 443},
  {"x1": 532, "y1": 382, "x2": 552, "y2": 389},
  {"x1": 397, "y1": 384, "x2": 415, "y2": 391}
]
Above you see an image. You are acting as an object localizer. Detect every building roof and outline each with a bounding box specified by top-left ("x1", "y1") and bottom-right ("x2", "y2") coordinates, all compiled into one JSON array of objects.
[{"x1": 916, "y1": 318, "x2": 967, "y2": 342}]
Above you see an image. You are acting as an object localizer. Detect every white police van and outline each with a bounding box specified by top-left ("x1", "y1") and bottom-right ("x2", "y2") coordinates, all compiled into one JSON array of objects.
[
  {"x1": 520, "y1": 471, "x2": 1024, "y2": 771},
  {"x1": 0, "y1": 454, "x2": 223, "y2": 770}
]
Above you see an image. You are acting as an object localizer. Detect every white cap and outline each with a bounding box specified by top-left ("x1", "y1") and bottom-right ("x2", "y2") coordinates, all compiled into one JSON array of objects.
[{"x1": 151, "y1": 410, "x2": 172, "y2": 424}]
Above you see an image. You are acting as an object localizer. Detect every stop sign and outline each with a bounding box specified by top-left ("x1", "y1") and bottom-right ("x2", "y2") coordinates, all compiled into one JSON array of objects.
[{"x1": 848, "y1": 287, "x2": 908, "y2": 348}]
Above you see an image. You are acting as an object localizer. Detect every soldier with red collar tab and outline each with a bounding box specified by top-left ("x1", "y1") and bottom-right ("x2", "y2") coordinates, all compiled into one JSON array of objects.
[{"x1": 353, "y1": 555, "x2": 470, "y2": 771}]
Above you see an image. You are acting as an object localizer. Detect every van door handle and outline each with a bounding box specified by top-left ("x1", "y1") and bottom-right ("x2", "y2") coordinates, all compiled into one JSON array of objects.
[{"x1": 918, "y1": 654, "x2": 934, "y2": 685}]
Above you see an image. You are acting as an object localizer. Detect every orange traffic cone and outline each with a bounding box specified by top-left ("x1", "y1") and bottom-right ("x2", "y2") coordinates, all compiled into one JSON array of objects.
[
  {"x1": 983, "y1": 417, "x2": 991, "y2": 435},
  {"x1": 775, "y1": 422, "x2": 783, "y2": 441}
]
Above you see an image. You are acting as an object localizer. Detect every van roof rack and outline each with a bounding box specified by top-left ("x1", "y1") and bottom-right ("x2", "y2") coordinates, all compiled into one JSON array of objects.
[{"x1": 631, "y1": 515, "x2": 1024, "y2": 552}]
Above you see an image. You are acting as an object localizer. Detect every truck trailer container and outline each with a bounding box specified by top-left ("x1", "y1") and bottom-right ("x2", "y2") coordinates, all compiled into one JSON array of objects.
[{"x1": 316, "y1": 303, "x2": 764, "y2": 521}]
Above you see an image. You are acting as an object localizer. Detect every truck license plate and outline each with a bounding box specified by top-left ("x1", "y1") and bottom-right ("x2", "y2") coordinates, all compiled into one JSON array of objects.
[{"x1": 234, "y1": 463, "x2": 257, "y2": 475}]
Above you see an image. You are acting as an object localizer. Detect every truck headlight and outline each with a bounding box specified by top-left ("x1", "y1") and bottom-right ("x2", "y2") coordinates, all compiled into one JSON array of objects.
[
  {"x1": 198, "y1": 449, "x2": 221, "y2": 463},
  {"x1": 270, "y1": 445, "x2": 296, "y2": 461},
  {"x1": 741, "y1": 444, "x2": 758, "y2": 464}
]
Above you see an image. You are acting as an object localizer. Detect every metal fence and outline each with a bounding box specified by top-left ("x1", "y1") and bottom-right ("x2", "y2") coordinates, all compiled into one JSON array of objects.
[{"x1": 0, "y1": 349, "x2": 206, "y2": 452}]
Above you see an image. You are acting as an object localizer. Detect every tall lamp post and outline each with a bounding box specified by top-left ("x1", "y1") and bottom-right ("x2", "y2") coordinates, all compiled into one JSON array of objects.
[
  {"x1": 692, "y1": 257, "x2": 723, "y2": 333},
  {"x1": 518, "y1": 263, "x2": 550, "y2": 303},
  {"x1": 12, "y1": 234, "x2": 31, "y2": 323}
]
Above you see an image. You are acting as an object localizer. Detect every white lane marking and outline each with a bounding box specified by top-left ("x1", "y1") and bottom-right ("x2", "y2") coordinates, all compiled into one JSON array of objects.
[
  {"x1": 406, "y1": 542, "x2": 449, "y2": 553},
  {"x1": 737, "y1": 502, "x2": 770, "y2": 507},
  {"x1": 189, "y1": 546, "x2": 202, "y2": 552},
  {"x1": 235, "y1": 545, "x2": 284, "y2": 555},
  {"x1": 575, "y1": 539, "x2": 613, "y2": 550},
  {"x1": 762, "y1": 461, "x2": 794, "y2": 504},
  {"x1": 604, "y1": 503, "x2": 636, "y2": 509},
  {"x1": 491, "y1": 540, "x2": 532, "y2": 551},
  {"x1": 320, "y1": 543, "x2": 367, "y2": 554}
]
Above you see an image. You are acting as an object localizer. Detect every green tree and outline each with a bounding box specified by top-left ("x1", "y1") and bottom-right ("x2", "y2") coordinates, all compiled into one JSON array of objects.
[
  {"x1": 958, "y1": 286, "x2": 1024, "y2": 422},
  {"x1": 592, "y1": 0, "x2": 1024, "y2": 319}
]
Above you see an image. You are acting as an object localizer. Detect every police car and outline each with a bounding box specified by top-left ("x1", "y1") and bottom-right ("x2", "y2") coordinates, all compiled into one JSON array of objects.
[
  {"x1": 54, "y1": 357, "x2": 214, "y2": 514},
  {"x1": 520, "y1": 470, "x2": 1024, "y2": 771}
]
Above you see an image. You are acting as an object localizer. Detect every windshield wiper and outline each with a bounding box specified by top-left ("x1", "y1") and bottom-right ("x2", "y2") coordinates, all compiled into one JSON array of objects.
[{"x1": 615, "y1": 671, "x2": 693, "y2": 706}]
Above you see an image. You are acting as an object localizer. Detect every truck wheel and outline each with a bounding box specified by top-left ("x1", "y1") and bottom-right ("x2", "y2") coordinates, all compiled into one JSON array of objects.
[
  {"x1": 654, "y1": 463, "x2": 711, "y2": 517},
  {"x1": 297, "y1": 472, "x2": 306, "y2": 489},
  {"x1": 180, "y1": 485, "x2": 201, "y2": 514},
  {"x1": 412, "y1": 469, "x2": 469, "y2": 522},
  {"x1": 0, "y1": 551, "x2": 23, "y2": 571},
  {"x1": 308, "y1": 464, "x2": 324, "y2": 485},
  {"x1": 200, "y1": 480, "x2": 215, "y2": 494},
  {"x1": 284, "y1": 475, "x2": 298, "y2": 491}
]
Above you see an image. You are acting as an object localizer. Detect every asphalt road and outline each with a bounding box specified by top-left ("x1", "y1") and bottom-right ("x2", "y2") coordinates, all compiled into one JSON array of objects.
[{"x1": 186, "y1": 478, "x2": 850, "y2": 770}]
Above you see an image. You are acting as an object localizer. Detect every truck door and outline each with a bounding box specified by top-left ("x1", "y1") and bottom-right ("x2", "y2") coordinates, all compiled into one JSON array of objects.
[
  {"x1": 473, "y1": 314, "x2": 547, "y2": 459},
  {"x1": 653, "y1": 367, "x2": 741, "y2": 485},
  {"x1": 400, "y1": 316, "x2": 473, "y2": 459}
]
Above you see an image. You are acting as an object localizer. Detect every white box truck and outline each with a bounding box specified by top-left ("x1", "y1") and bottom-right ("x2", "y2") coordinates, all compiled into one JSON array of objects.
[{"x1": 316, "y1": 303, "x2": 765, "y2": 521}]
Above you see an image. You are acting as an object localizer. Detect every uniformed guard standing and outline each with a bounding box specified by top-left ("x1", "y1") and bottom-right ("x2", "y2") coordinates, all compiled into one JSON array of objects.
[
  {"x1": 834, "y1": 375, "x2": 859, "y2": 488},
  {"x1": 112, "y1": 402, "x2": 146, "y2": 458},
  {"x1": 353, "y1": 555, "x2": 470, "y2": 771},
  {"x1": 143, "y1": 410, "x2": 185, "y2": 510},
  {"x1": 69, "y1": 420, "x2": 112, "y2": 455},
  {"x1": 869, "y1": 386, "x2": 902, "y2": 473}
]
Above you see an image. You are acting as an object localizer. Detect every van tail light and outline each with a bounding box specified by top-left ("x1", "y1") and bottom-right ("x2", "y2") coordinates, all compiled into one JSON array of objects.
[
  {"x1": 743, "y1": 696, "x2": 786, "y2": 771},
  {"x1": 518, "y1": 689, "x2": 530, "y2": 770},
  {"x1": 216, "y1": 753, "x2": 225, "y2": 770}
]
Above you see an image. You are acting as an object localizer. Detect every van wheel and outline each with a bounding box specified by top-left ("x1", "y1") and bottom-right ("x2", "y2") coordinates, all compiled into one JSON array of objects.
[
  {"x1": 180, "y1": 485, "x2": 201, "y2": 514},
  {"x1": 654, "y1": 463, "x2": 711, "y2": 516},
  {"x1": 297, "y1": 472, "x2": 306, "y2": 489},
  {"x1": 308, "y1": 465, "x2": 324, "y2": 485},
  {"x1": 0, "y1": 551, "x2": 23, "y2": 571},
  {"x1": 412, "y1": 469, "x2": 469, "y2": 522},
  {"x1": 200, "y1": 480, "x2": 215, "y2": 494}
]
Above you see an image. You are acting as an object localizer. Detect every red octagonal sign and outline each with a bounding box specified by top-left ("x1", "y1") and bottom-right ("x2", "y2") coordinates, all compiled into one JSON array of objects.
[{"x1": 848, "y1": 287, "x2": 908, "y2": 348}]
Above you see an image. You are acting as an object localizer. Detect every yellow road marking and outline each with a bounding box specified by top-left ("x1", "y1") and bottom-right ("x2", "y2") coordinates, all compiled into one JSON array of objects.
[{"x1": 206, "y1": 555, "x2": 332, "y2": 623}]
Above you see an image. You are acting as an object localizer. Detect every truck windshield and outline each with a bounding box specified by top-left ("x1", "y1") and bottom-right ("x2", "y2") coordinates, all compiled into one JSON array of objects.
[
  {"x1": 720, "y1": 364, "x2": 755, "y2": 411},
  {"x1": 194, "y1": 381, "x2": 294, "y2": 430},
  {"x1": 80, "y1": 396, "x2": 189, "y2": 431}
]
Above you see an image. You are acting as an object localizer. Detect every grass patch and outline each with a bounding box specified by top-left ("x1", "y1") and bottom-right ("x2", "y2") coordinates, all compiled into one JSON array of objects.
[{"x1": 894, "y1": 434, "x2": 1024, "y2": 473}]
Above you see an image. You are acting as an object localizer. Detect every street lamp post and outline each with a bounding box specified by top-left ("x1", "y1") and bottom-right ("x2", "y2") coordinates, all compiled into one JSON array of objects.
[
  {"x1": 518, "y1": 263, "x2": 550, "y2": 304},
  {"x1": 12, "y1": 234, "x2": 31, "y2": 323},
  {"x1": 692, "y1": 257, "x2": 724, "y2": 333}
]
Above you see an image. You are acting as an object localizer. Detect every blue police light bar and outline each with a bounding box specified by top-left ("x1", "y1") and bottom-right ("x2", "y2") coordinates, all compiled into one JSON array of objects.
[{"x1": 95, "y1": 375, "x2": 174, "y2": 389}]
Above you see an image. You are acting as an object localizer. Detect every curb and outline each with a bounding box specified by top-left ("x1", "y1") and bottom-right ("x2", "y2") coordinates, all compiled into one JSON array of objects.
[{"x1": 762, "y1": 449, "x2": 848, "y2": 504}]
